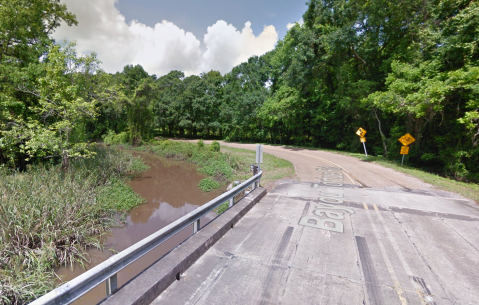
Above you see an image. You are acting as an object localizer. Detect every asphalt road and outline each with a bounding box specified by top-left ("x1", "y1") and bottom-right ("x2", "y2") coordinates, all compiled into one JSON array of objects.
[{"x1": 154, "y1": 142, "x2": 479, "y2": 305}]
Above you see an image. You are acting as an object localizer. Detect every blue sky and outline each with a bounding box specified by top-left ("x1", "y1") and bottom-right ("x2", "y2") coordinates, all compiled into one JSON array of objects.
[
  {"x1": 116, "y1": 0, "x2": 307, "y2": 43},
  {"x1": 53, "y1": 0, "x2": 308, "y2": 76}
]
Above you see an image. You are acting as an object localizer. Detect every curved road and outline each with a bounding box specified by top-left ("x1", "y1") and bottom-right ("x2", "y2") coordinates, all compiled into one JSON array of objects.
[{"x1": 189, "y1": 140, "x2": 459, "y2": 196}]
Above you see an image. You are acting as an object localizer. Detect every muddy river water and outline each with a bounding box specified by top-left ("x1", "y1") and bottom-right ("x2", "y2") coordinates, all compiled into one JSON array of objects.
[{"x1": 55, "y1": 151, "x2": 224, "y2": 304}]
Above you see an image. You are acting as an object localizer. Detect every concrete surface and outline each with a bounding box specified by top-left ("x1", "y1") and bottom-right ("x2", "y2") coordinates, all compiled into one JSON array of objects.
[
  {"x1": 102, "y1": 187, "x2": 267, "y2": 305},
  {"x1": 152, "y1": 157, "x2": 479, "y2": 304}
]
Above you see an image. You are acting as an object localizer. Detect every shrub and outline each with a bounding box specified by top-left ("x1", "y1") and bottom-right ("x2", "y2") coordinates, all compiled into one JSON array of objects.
[
  {"x1": 103, "y1": 130, "x2": 129, "y2": 145},
  {"x1": 198, "y1": 178, "x2": 220, "y2": 192},
  {"x1": 210, "y1": 141, "x2": 220, "y2": 152},
  {"x1": 198, "y1": 160, "x2": 233, "y2": 182},
  {"x1": 197, "y1": 139, "x2": 205, "y2": 149}
]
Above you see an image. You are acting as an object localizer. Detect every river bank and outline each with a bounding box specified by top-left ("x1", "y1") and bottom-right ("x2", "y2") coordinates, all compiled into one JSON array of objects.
[
  {"x1": 0, "y1": 147, "x2": 148, "y2": 304},
  {"x1": 131, "y1": 139, "x2": 295, "y2": 191},
  {"x1": 2, "y1": 140, "x2": 295, "y2": 304},
  {"x1": 54, "y1": 150, "x2": 223, "y2": 305}
]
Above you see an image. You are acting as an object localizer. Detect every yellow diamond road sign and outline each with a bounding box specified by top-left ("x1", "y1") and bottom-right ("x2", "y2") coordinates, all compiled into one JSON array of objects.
[
  {"x1": 356, "y1": 127, "x2": 367, "y2": 137},
  {"x1": 398, "y1": 133, "x2": 416, "y2": 146}
]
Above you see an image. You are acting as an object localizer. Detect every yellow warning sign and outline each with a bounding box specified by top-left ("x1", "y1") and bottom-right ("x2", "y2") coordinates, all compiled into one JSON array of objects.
[
  {"x1": 356, "y1": 127, "x2": 367, "y2": 137},
  {"x1": 360, "y1": 137, "x2": 366, "y2": 143},
  {"x1": 398, "y1": 133, "x2": 415, "y2": 146},
  {"x1": 400, "y1": 146, "x2": 410, "y2": 155}
]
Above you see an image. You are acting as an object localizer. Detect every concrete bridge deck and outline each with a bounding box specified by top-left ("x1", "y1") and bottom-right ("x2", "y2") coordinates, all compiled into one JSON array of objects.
[
  {"x1": 104, "y1": 143, "x2": 479, "y2": 305},
  {"x1": 151, "y1": 176, "x2": 479, "y2": 305}
]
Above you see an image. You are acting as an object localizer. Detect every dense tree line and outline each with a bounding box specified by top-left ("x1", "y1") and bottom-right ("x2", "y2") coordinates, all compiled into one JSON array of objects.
[{"x1": 1, "y1": 0, "x2": 478, "y2": 180}]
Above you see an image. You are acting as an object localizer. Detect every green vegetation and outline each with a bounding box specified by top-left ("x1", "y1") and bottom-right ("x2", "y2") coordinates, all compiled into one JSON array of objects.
[
  {"x1": 220, "y1": 146, "x2": 295, "y2": 187},
  {"x1": 210, "y1": 141, "x2": 220, "y2": 152},
  {"x1": 3, "y1": 0, "x2": 479, "y2": 181},
  {"x1": 1, "y1": 0, "x2": 478, "y2": 300},
  {"x1": 0, "y1": 147, "x2": 147, "y2": 304},
  {"x1": 216, "y1": 202, "x2": 230, "y2": 215},
  {"x1": 198, "y1": 178, "x2": 221, "y2": 192},
  {"x1": 103, "y1": 130, "x2": 130, "y2": 145}
]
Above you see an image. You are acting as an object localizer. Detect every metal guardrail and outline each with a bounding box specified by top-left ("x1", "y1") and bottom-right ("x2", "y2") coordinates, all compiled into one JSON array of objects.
[{"x1": 30, "y1": 171, "x2": 262, "y2": 305}]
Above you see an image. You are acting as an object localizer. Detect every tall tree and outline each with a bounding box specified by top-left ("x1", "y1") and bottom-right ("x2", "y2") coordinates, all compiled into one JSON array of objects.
[{"x1": 0, "y1": 0, "x2": 77, "y2": 167}]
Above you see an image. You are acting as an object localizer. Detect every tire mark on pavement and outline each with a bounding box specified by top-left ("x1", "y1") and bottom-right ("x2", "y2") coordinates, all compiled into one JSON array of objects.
[
  {"x1": 258, "y1": 226, "x2": 294, "y2": 305},
  {"x1": 356, "y1": 236, "x2": 383, "y2": 305},
  {"x1": 362, "y1": 203, "x2": 409, "y2": 304}
]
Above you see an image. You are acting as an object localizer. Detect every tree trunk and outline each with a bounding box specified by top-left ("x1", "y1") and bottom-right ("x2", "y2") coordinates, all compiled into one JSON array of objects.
[
  {"x1": 62, "y1": 152, "x2": 69, "y2": 170},
  {"x1": 373, "y1": 109, "x2": 388, "y2": 156}
]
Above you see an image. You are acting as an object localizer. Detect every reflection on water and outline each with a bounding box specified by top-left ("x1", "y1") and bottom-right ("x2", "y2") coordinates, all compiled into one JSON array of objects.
[{"x1": 54, "y1": 151, "x2": 222, "y2": 304}]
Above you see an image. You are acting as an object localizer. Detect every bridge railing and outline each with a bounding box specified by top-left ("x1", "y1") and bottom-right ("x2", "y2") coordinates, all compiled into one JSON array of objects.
[{"x1": 30, "y1": 170, "x2": 262, "y2": 305}]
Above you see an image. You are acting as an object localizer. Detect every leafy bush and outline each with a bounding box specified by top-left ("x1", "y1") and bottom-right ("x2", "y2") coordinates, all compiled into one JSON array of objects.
[
  {"x1": 198, "y1": 178, "x2": 220, "y2": 192},
  {"x1": 103, "y1": 130, "x2": 129, "y2": 145},
  {"x1": 210, "y1": 141, "x2": 220, "y2": 152},
  {"x1": 198, "y1": 160, "x2": 233, "y2": 182},
  {"x1": 420, "y1": 153, "x2": 436, "y2": 161},
  {"x1": 197, "y1": 139, "x2": 205, "y2": 149}
]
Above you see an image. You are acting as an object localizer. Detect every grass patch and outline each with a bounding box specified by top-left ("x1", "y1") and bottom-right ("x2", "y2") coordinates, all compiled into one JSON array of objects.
[
  {"x1": 220, "y1": 146, "x2": 295, "y2": 187},
  {"x1": 0, "y1": 146, "x2": 148, "y2": 304},
  {"x1": 198, "y1": 178, "x2": 221, "y2": 192}
]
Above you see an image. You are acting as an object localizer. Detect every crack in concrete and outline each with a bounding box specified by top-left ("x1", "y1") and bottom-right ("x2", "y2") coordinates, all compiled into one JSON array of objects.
[
  {"x1": 228, "y1": 195, "x2": 283, "y2": 255},
  {"x1": 187, "y1": 255, "x2": 233, "y2": 305},
  {"x1": 390, "y1": 211, "x2": 458, "y2": 305},
  {"x1": 212, "y1": 252, "x2": 363, "y2": 284},
  {"x1": 441, "y1": 218, "x2": 479, "y2": 253}
]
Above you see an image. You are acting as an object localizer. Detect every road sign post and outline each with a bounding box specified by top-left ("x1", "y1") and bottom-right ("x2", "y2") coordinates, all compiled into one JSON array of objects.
[
  {"x1": 398, "y1": 133, "x2": 415, "y2": 166},
  {"x1": 356, "y1": 128, "x2": 368, "y2": 157},
  {"x1": 362, "y1": 142, "x2": 368, "y2": 157}
]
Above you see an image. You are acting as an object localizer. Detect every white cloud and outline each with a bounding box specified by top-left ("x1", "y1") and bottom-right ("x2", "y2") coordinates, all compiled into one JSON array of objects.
[
  {"x1": 53, "y1": 0, "x2": 278, "y2": 76},
  {"x1": 202, "y1": 21, "x2": 278, "y2": 74},
  {"x1": 286, "y1": 18, "x2": 304, "y2": 30}
]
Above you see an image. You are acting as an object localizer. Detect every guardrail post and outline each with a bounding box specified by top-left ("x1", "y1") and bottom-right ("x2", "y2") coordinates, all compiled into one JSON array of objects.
[
  {"x1": 229, "y1": 197, "x2": 234, "y2": 208},
  {"x1": 193, "y1": 219, "x2": 200, "y2": 234},
  {"x1": 106, "y1": 274, "x2": 117, "y2": 296}
]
